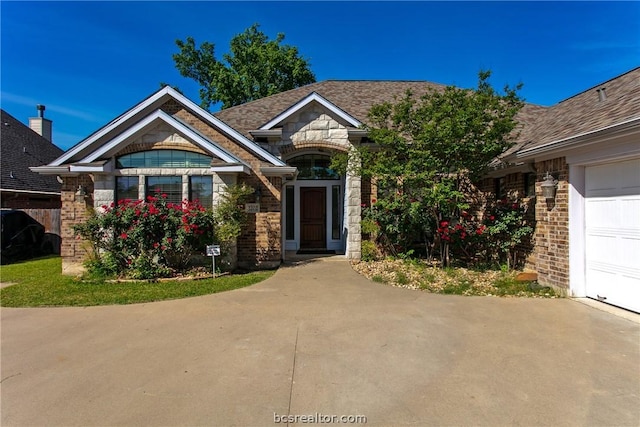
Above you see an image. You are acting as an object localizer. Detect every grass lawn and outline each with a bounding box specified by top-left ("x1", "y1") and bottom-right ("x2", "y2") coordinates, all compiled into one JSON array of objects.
[
  {"x1": 0, "y1": 256, "x2": 275, "y2": 307},
  {"x1": 352, "y1": 259, "x2": 557, "y2": 298}
]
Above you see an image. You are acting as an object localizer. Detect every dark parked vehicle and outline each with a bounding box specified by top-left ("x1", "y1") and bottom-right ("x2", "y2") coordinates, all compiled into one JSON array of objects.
[{"x1": 0, "y1": 209, "x2": 51, "y2": 264}]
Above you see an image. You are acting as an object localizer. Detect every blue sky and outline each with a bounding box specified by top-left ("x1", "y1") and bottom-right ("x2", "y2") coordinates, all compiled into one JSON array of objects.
[{"x1": 1, "y1": 1, "x2": 638, "y2": 151}]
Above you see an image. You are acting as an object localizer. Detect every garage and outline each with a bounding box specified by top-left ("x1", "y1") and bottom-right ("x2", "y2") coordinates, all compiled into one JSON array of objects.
[{"x1": 584, "y1": 158, "x2": 640, "y2": 312}]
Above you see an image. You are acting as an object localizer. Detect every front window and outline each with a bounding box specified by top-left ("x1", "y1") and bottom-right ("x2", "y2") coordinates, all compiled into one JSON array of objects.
[
  {"x1": 146, "y1": 176, "x2": 182, "y2": 204},
  {"x1": 116, "y1": 176, "x2": 139, "y2": 202},
  {"x1": 117, "y1": 150, "x2": 212, "y2": 168},
  {"x1": 288, "y1": 154, "x2": 339, "y2": 180},
  {"x1": 189, "y1": 176, "x2": 213, "y2": 208}
]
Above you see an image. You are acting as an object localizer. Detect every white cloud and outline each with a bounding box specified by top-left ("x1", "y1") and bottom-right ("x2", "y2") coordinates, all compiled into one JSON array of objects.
[{"x1": 0, "y1": 91, "x2": 100, "y2": 122}]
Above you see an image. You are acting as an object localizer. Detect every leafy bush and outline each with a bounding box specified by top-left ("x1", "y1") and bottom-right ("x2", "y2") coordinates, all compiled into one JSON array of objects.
[
  {"x1": 435, "y1": 199, "x2": 533, "y2": 269},
  {"x1": 74, "y1": 185, "x2": 252, "y2": 279},
  {"x1": 482, "y1": 199, "x2": 534, "y2": 269},
  {"x1": 360, "y1": 240, "x2": 379, "y2": 262}
]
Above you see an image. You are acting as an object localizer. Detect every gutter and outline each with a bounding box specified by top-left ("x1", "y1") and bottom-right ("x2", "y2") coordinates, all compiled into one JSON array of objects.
[{"x1": 0, "y1": 188, "x2": 61, "y2": 196}]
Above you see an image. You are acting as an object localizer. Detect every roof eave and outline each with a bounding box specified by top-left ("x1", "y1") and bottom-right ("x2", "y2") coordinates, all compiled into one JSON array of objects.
[
  {"x1": 516, "y1": 116, "x2": 640, "y2": 160},
  {"x1": 210, "y1": 164, "x2": 252, "y2": 175},
  {"x1": 260, "y1": 166, "x2": 298, "y2": 177},
  {"x1": 30, "y1": 165, "x2": 72, "y2": 175}
]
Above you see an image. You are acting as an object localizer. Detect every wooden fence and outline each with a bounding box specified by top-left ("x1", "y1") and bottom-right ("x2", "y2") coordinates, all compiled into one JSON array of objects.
[{"x1": 20, "y1": 208, "x2": 61, "y2": 254}]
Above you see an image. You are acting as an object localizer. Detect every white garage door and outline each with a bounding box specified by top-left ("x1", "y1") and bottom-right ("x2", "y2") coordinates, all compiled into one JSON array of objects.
[{"x1": 585, "y1": 158, "x2": 640, "y2": 313}]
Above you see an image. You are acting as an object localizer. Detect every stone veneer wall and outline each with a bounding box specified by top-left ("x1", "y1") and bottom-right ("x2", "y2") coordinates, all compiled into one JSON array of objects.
[
  {"x1": 345, "y1": 169, "x2": 361, "y2": 260},
  {"x1": 284, "y1": 108, "x2": 349, "y2": 146},
  {"x1": 282, "y1": 107, "x2": 361, "y2": 260},
  {"x1": 533, "y1": 157, "x2": 569, "y2": 293},
  {"x1": 60, "y1": 174, "x2": 94, "y2": 275}
]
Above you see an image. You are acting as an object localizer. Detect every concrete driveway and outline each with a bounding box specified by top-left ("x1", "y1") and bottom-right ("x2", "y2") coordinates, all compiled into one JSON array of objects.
[{"x1": 2, "y1": 256, "x2": 639, "y2": 426}]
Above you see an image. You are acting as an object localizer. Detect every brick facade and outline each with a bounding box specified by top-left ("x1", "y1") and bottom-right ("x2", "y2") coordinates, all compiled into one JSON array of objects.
[
  {"x1": 60, "y1": 174, "x2": 94, "y2": 275},
  {"x1": 532, "y1": 157, "x2": 569, "y2": 294},
  {"x1": 172, "y1": 104, "x2": 284, "y2": 268},
  {"x1": 482, "y1": 159, "x2": 570, "y2": 293}
]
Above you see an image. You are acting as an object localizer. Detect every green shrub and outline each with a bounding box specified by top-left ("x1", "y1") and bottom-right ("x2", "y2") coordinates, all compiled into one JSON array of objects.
[
  {"x1": 361, "y1": 240, "x2": 379, "y2": 262},
  {"x1": 74, "y1": 185, "x2": 252, "y2": 280}
]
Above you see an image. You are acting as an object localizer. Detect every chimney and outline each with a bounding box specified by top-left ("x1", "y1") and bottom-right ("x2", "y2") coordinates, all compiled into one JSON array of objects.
[{"x1": 29, "y1": 104, "x2": 52, "y2": 142}]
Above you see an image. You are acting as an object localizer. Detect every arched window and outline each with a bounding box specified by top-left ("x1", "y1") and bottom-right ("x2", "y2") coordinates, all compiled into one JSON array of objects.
[
  {"x1": 288, "y1": 154, "x2": 339, "y2": 180},
  {"x1": 116, "y1": 150, "x2": 212, "y2": 168}
]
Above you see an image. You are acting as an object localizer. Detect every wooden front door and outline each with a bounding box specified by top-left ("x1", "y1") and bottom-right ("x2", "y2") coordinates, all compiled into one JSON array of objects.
[{"x1": 300, "y1": 187, "x2": 326, "y2": 249}]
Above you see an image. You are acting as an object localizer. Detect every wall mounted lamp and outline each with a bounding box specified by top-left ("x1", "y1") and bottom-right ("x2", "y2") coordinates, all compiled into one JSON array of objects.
[
  {"x1": 75, "y1": 185, "x2": 87, "y2": 203},
  {"x1": 540, "y1": 172, "x2": 558, "y2": 200}
]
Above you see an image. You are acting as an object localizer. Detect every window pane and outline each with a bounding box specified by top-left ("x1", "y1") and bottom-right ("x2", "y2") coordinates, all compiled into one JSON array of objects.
[
  {"x1": 189, "y1": 176, "x2": 213, "y2": 208},
  {"x1": 288, "y1": 154, "x2": 340, "y2": 180},
  {"x1": 129, "y1": 152, "x2": 145, "y2": 168},
  {"x1": 117, "y1": 150, "x2": 212, "y2": 169},
  {"x1": 285, "y1": 186, "x2": 295, "y2": 240},
  {"x1": 116, "y1": 176, "x2": 139, "y2": 203},
  {"x1": 146, "y1": 176, "x2": 182, "y2": 204},
  {"x1": 157, "y1": 150, "x2": 173, "y2": 168},
  {"x1": 525, "y1": 173, "x2": 536, "y2": 197},
  {"x1": 332, "y1": 185, "x2": 341, "y2": 240}
]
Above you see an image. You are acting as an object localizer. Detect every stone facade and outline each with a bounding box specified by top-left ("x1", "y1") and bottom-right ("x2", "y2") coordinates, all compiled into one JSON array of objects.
[
  {"x1": 50, "y1": 90, "x2": 369, "y2": 273},
  {"x1": 285, "y1": 109, "x2": 349, "y2": 147}
]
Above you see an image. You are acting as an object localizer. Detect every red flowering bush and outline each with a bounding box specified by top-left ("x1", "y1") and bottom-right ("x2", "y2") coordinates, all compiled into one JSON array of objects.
[
  {"x1": 435, "y1": 200, "x2": 533, "y2": 269},
  {"x1": 436, "y1": 211, "x2": 487, "y2": 262},
  {"x1": 75, "y1": 194, "x2": 216, "y2": 279}
]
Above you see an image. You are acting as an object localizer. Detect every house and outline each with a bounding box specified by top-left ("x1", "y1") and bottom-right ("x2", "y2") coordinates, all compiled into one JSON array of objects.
[
  {"x1": 487, "y1": 67, "x2": 640, "y2": 313},
  {"x1": 1, "y1": 106, "x2": 63, "y2": 208},
  {"x1": 33, "y1": 68, "x2": 639, "y2": 313}
]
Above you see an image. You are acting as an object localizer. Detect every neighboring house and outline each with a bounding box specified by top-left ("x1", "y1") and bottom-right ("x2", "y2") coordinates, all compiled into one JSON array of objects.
[
  {"x1": 33, "y1": 68, "x2": 639, "y2": 313},
  {"x1": 487, "y1": 67, "x2": 640, "y2": 313},
  {"x1": 1, "y1": 107, "x2": 63, "y2": 208}
]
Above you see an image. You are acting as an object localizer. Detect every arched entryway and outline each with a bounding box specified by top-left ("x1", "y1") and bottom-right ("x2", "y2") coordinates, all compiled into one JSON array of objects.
[{"x1": 283, "y1": 152, "x2": 345, "y2": 253}]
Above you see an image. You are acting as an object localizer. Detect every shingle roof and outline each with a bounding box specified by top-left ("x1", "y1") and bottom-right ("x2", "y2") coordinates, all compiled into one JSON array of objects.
[
  {"x1": 214, "y1": 79, "x2": 546, "y2": 149},
  {"x1": 1, "y1": 109, "x2": 63, "y2": 193},
  {"x1": 215, "y1": 80, "x2": 448, "y2": 137},
  {"x1": 518, "y1": 67, "x2": 640, "y2": 152}
]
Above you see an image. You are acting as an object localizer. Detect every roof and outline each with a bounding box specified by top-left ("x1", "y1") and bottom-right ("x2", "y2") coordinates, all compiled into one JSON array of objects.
[
  {"x1": 215, "y1": 80, "x2": 450, "y2": 137},
  {"x1": 216, "y1": 79, "x2": 546, "y2": 150},
  {"x1": 45, "y1": 86, "x2": 285, "y2": 172},
  {"x1": 517, "y1": 67, "x2": 640, "y2": 154},
  {"x1": 1, "y1": 109, "x2": 63, "y2": 194}
]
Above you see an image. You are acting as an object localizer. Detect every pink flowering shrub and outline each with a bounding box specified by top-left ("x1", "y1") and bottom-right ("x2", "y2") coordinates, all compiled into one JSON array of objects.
[{"x1": 74, "y1": 194, "x2": 216, "y2": 279}]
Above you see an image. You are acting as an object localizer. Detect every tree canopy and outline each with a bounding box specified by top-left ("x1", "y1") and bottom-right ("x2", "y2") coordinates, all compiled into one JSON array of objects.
[
  {"x1": 342, "y1": 70, "x2": 525, "y2": 265},
  {"x1": 173, "y1": 24, "x2": 316, "y2": 110}
]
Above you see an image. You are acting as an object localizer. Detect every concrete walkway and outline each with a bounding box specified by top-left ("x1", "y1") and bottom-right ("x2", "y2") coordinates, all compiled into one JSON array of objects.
[{"x1": 1, "y1": 256, "x2": 639, "y2": 426}]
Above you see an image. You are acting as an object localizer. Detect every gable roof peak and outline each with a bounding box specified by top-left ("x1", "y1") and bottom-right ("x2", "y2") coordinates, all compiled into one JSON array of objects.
[
  {"x1": 259, "y1": 91, "x2": 362, "y2": 130},
  {"x1": 51, "y1": 85, "x2": 285, "y2": 167}
]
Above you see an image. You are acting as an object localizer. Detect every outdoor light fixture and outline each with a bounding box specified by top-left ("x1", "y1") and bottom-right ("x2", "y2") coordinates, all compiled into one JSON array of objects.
[
  {"x1": 541, "y1": 172, "x2": 558, "y2": 200},
  {"x1": 75, "y1": 185, "x2": 87, "y2": 203}
]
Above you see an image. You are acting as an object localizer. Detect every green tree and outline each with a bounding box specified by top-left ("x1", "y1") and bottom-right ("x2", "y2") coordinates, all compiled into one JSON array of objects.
[
  {"x1": 173, "y1": 24, "x2": 316, "y2": 110},
  {"x1": 346, "y1": 70, "x2": 524, "y2": 266}
]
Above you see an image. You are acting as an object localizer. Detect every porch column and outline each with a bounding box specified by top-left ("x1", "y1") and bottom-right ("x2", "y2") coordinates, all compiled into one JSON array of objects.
[{"x1": 344, "y1": 149, "x2": 361, "y2": 260}]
